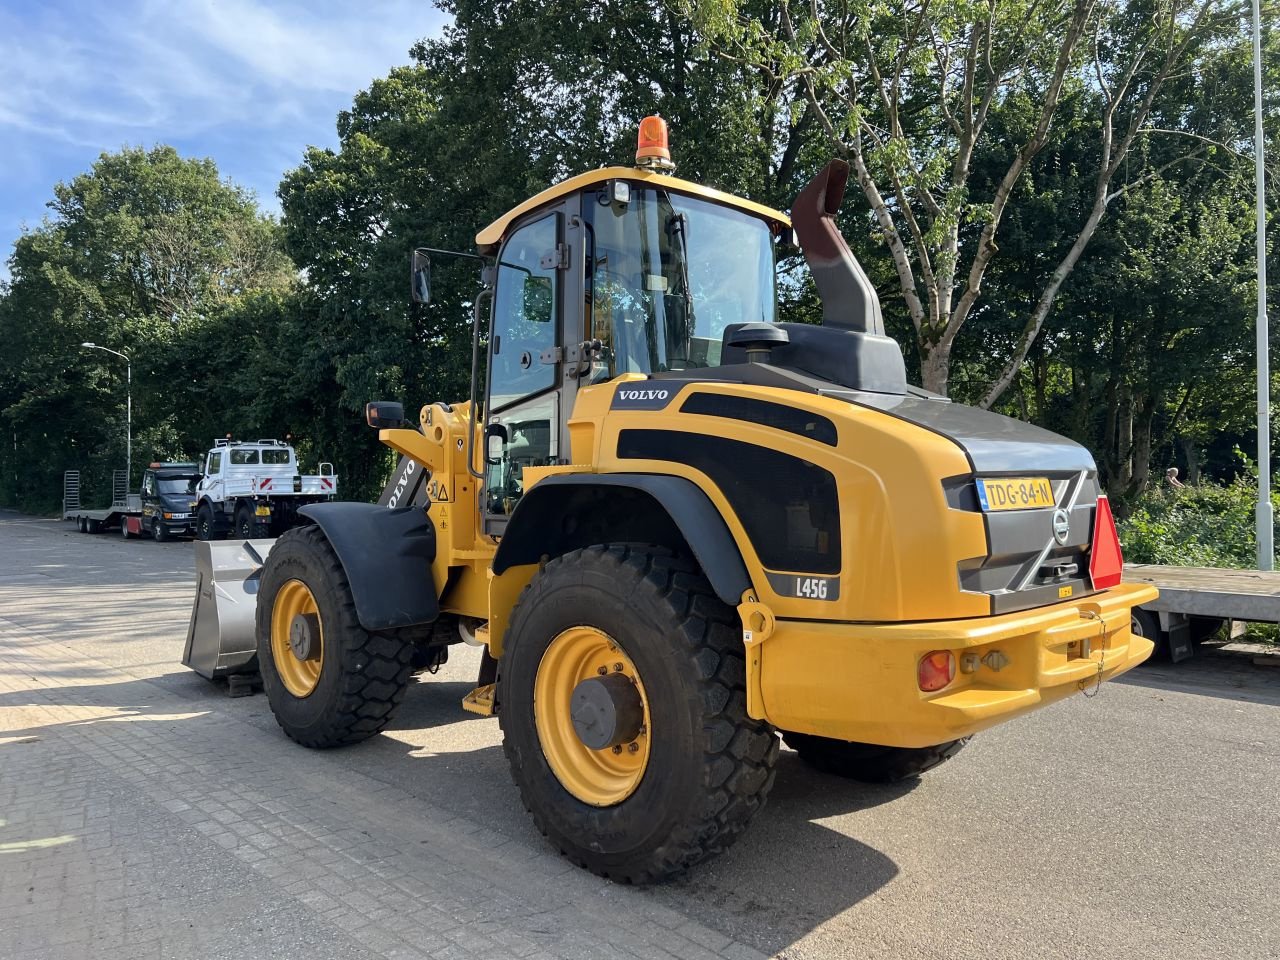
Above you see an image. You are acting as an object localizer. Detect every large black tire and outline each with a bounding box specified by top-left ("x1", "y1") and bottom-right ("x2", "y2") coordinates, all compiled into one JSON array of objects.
[
  {"x1": 152, "y1": 517, "x2": 169, "y2": 542},
  {"x1": 234, "y1": 504, "x2": 254, "y2": 540},
  {"x1": 120, "y1": 518, "x2": 132, "y2": 539},
  {"x1": 256, "y1": 525, "x2": 417, "y2": 748},
  {"x1": 196, "y1": 504, "x2": 218, "y2": 541},
  {"x1": 783, "y1": 732, "x2": 968, "y2": 783},
  {"x1": 86, "y1": 518, "x2": 101, "y2": 534},
  {"x1": 498, "y1": 544, "x2": 778, "y2": 883}
]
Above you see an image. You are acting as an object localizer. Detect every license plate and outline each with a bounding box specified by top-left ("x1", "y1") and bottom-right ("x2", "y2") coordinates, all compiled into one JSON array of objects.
[
  {"x1": 975, "y1": 477, "x2": 1055, "y2": 512},
  {"x1": 254, "y1": 506, "x2": 271, "y2": 516}
]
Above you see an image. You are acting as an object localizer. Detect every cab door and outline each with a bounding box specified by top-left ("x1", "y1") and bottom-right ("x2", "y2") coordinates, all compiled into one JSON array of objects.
[{"x1": 482, "y1": 200, "x2": 581, "y2": 534}]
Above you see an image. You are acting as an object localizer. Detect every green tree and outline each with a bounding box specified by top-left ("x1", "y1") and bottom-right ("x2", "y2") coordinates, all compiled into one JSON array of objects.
[
  {"x1": 692, "y1": 0, "x2": 1249, "y2": 403},
  {"x1": 0, "y1": 146, "x2": 293, "y2": 512}
]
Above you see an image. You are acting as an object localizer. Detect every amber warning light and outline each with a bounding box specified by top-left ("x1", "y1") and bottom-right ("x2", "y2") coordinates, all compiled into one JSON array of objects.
[{"x1": 635, "y1": 115, "x2": 675, "y2": 172}]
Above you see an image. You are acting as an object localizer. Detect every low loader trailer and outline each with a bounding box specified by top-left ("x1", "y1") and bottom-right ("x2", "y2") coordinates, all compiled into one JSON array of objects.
[
  {"x1": 63, "y1": 469, "x2": 138, "y2": 534},
  {"x1": 187, "y1": 118, "x2": 1158, "y2": 883}
]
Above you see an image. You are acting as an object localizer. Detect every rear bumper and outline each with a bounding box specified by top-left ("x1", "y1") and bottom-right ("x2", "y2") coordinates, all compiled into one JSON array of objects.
[{"x1": 755, "y1": 582, "x2": 1159, "y2": 748}]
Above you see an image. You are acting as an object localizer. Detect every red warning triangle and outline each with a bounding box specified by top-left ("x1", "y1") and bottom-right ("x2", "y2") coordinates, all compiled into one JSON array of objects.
[{"x1": 1089, "y1": 495, "x2": 1124, "y2": 589}]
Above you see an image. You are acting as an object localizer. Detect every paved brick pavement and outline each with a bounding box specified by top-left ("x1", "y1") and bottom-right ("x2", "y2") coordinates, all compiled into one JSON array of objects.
[{"x1": 0, "y1": 517, "x2": 769, "y2": 960}]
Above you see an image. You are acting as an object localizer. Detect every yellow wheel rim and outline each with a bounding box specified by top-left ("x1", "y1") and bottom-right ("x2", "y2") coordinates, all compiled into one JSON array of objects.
[
  {"x1": 270, "y1": 579, "x2": 324, "y2": 698},
  {"x1": 534, "y1": 626, "x2": 651, "y2": 807}
]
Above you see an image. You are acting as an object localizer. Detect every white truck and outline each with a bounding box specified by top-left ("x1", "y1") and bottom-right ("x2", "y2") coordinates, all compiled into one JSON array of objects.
[{"x1": 192, "y1": 439, "x2": 338, "y2": 540}]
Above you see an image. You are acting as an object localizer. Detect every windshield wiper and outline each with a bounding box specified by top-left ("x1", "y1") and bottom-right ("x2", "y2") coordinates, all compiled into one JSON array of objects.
[{"x1": 665, "y1": 210, "x2": 695, "y2": 339}]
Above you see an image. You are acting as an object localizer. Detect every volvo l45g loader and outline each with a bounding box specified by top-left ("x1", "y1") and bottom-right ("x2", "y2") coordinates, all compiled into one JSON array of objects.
[{"x1": 249, "y1": 118, "x2": 1158, "y2": 883}]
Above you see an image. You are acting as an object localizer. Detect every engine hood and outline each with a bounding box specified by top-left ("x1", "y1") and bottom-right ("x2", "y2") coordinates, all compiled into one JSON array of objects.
[{"x1": 847, "y1": 392, "x2": 1096, "y2": 475}]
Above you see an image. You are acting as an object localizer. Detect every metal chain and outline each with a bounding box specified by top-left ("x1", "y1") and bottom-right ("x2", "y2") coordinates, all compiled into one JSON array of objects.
[{"x1": 1078, "y1": 611, "x2": 1108, "y2": 698}]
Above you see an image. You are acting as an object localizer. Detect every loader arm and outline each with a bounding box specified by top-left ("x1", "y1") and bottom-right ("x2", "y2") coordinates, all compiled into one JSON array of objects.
[{"x1": 379, "y1": 406, "x2": 494, "y2": 623}]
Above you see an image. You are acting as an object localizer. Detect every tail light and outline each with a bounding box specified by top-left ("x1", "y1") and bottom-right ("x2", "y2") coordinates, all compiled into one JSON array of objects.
[
  {"x1": 918, "y1": 651, "x2": 956, "y2": 692},
  {"x1": 1088, "y1": 495, "x2": 1124, "y2": 589}
]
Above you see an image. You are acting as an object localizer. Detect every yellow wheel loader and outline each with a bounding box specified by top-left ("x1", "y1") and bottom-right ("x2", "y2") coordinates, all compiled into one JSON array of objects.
[{"x1": 248, "y1": 118, "x2": 1158, "y2": 883}]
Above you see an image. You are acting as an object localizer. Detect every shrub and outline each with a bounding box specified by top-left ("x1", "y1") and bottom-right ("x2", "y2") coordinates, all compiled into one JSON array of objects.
[{"x1": 1118, "y1": 475, "x2": 1278, "y2": 569}]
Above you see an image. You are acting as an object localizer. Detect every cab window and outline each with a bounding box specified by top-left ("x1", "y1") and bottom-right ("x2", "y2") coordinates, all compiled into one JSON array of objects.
[
  {"x1": 230, "y1": 449, "x2": 259, "y2": 465},
  {"x1": 207, "y1": 452, "x2": 222, "y2": 474},
  {"x1": 489, "y1": 213, "x2": 558, "y2": 411},
  {"x1": 484, "y1": 212, "x2": 561, "y2": 518},
  {"x1": 585, "y1": 187, "x2": 776, "y2": 380}
]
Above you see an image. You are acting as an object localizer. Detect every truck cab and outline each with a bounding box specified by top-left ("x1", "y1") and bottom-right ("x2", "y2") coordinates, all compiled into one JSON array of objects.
[
  {"x1": 139, "y1": 462, "x2": 201, "y2": 541},
  {"x1": 193, "y1": 439, "x2": 338, "y2": 540}
]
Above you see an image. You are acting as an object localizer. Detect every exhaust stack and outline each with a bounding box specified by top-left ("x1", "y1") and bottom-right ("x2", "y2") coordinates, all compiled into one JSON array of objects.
[{"x1": 792, "y1": 159, "x2": 886, "y2": 336}]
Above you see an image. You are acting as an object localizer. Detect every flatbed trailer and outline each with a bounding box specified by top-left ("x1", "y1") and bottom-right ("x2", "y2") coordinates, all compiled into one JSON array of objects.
[
  {"x1": 1125, "y1": 562, "x2": 1280, "y2": 661},
  {"x1": 62, "y1": 469, "x2": 140, "y2": 534}
]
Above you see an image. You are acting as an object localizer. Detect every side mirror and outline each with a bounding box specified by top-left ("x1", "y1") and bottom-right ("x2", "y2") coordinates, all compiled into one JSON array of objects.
[
  {"x1": 366, "y1": 401, "x2": 405, "y2": 429},
  {"x1": 485, "y1": 422, "x2": 508, "y2": 465},
  {"x1": 410, "y1": 249, "x2": 431, "y2": 304}
]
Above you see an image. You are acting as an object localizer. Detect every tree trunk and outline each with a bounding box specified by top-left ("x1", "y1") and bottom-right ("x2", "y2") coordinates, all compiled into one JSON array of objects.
[
  {"x1": 1127, "y1": 393, "x2": 1156, "y2": 499},
  {"x1": 1118, "y1": 385, "x2": 1134, "y2": 488},
  {"x1": 919, "y1": 341, "x2": 951, "y2": 395},
  {"x1": 1179, "y1": 436, "x2": 1200, "y2": 485}
]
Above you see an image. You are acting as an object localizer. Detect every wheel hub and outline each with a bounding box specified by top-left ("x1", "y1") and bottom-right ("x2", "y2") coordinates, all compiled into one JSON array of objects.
[
  {"x1": 270, "y1": 579, "x2": 324, "y2": 698},
  {"x1": 289, "y1": 612, "x2": 321, "y2": 661},
  {"x1": 533, "y1": 626, "x2": 651, "y2": 806},
  {"x1": 570, "y1": 674, "x2": 644, "y2": 750}
]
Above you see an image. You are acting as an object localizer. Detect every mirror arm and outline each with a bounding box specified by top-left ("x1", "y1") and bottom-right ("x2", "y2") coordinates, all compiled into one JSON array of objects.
[{"x1": 417, "y1": 246, "x2": 492, "y2": 265}]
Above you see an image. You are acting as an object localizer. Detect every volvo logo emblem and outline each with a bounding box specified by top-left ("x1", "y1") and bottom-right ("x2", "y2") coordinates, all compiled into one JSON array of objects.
[{"x1": 1051, "y1": 508, "x2": 1071, "y2": 545}]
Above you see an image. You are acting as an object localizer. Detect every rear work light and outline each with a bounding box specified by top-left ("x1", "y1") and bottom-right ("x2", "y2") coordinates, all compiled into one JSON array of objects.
[
  {"x1": 1088, "y1": 495, "x2": 1124, "y2": 589},
  {"x1": 918, "y1": 651, "x2": 956, "y2": 692}
]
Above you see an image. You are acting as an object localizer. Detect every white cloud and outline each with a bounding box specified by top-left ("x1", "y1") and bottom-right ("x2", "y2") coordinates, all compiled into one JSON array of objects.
[
  {"x1": 0, "y1": 0, "x2": 448, "y2": 279},
  {"x1": 0, "y1": 0, "x2": 445, "y2": 149}
]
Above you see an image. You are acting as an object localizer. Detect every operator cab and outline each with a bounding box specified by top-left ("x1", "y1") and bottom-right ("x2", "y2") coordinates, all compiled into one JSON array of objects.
[
  {"x1": 457, "y1": 118, "x2": 813, "y2": 530},
  {"x1": 409, "y1": 116, "x2": 906, "y2": 533}
]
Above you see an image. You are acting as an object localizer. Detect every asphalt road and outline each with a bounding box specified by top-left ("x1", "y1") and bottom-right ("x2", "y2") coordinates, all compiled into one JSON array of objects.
[{"x1": 2, "y1": 509, "x2": 1278, "y2": 959}]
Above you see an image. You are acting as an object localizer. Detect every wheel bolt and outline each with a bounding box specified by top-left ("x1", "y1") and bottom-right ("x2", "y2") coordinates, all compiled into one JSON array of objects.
[
  {"x1": 613, "y1": 662, "x2": 624, "y2": 672},
  {"x1": 597, "y1": 666, "x2": 608, "y2": 675},
  {"x1": 612, "y1": 745, "x2": 623, "y2": 754},
  {"x1": 628, "y1": 742, "x2": 640, "y2": 754}
]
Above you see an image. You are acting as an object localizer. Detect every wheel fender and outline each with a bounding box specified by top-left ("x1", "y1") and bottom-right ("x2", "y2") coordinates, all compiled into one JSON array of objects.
[
  {"x1": 491, "y1": 474, "x2": 752, "y2": 606},
  {"x1": 298, "y1": 502, "x2": 439, "y2": 631}
]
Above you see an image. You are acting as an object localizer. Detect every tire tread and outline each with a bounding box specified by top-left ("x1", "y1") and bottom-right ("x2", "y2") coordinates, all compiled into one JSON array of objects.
[
  {"x1": 258, "y1": 525, "x2": 416, "y2": 748},
  {"x1": 500, "y1": 543, "x2": 778, "y2": 883}
]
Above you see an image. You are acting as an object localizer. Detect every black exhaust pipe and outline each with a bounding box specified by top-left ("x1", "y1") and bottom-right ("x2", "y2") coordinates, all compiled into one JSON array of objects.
[{"x1": 791, "y1": 159, "x2": 886, "y2": 337}]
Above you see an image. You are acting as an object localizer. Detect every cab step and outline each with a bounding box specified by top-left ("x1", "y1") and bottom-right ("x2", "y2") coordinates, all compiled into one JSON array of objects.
[{"x1": 462, "y1": 683, "x2": 496, "y2": 716}]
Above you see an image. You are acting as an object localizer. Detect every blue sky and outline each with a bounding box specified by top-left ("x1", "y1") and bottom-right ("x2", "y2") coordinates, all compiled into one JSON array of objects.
[{"x1": 0, "y1": 0, "x2": 448, "y2": 279}]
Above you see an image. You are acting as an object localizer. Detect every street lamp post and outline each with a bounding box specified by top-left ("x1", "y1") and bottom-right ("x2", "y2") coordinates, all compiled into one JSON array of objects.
[
  {"x1": 81, "y1": 342, "x2": 132, "y2": 489},
  {"x1": 1251, "y1": 0, "x2": 1272, "y2": 570}
]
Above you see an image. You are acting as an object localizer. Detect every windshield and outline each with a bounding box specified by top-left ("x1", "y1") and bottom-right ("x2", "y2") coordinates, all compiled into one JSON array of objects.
[
  {"x1": 157, "y1": 475, "x2": 199, "y2": 494},
  {"x1": 586, "y1": 186, "x2": 776, "y2": 379}
]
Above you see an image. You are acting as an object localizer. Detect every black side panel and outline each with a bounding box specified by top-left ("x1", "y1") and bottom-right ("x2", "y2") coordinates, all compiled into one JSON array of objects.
[
  {"x1": 616, "y1": 430, "x2": 841, "y2": 575},
  {"x1": 679, "y1": 392, "x2": 838, "y2": 446},
  {"x1": 299, "y1": 503, "x2": 438, "y2": 631},
  {"x1": 491, "y1": 474, "x2": 751, "y2": 606}
]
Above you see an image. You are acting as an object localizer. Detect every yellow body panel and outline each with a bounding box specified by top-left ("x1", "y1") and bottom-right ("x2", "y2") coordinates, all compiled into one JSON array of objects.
[
  {"x1": 573, "y1": 378, "x2": 990, "y2": 622},
  {"x1": 755, "y1": 582, "x2": 1158, "y2": 746},
  {"x1": 475, "y1": 167, "x2": 790, "y2": 252}
]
